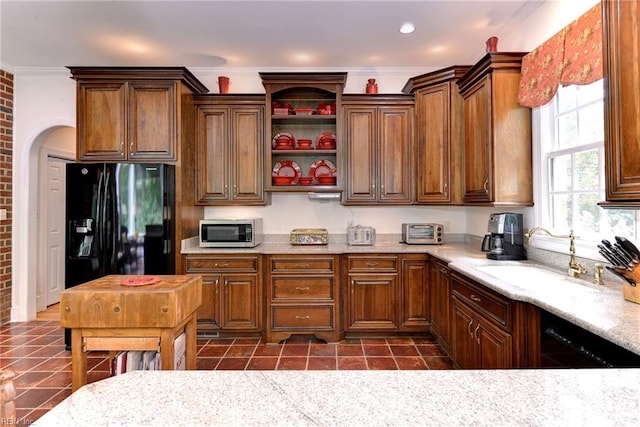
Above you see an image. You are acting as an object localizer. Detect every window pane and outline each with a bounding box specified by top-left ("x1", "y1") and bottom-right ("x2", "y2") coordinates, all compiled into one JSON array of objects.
[
  {"x1": 577, "y1": 80, "x2": 603, "y2": 105},
  {"x1": 578, "y1": 102, "x2": 604, "y2": 144},
  {"x1": 574, "y1": 149, "x2": 599, "y2": 190},
  {"x1": 557, "y1": 84, "x2": 577, "y2": 113},
  {"x1": 557, "y1": 112, "x2": 578, "y2": 148},
  {"x1": 551, "y1": 194, "x2": 572, "y2": 230},
  {"x1": 550, "y1": 155, "x2": 572, "y2": 191},
  {"x1": 602, "y1": 210, "x2": 635, "y2": 239},
  {"x1": 577, "y1": 193, "x2": 601, "y2": 237}
]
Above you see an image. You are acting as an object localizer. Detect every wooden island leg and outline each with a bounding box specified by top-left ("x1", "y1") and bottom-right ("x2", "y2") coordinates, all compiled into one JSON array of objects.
[{"x1": 71, "y1": 329, "x2": 87, "y2": 392}]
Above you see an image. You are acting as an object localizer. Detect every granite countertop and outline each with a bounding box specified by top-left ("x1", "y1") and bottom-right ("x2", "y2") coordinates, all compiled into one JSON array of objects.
[
  {"x1": 182, "y1": 237, "x2": 640, "y2": 356},
  {"x1": 34, "y1": 369, "x2": 640, "y2": 426}
]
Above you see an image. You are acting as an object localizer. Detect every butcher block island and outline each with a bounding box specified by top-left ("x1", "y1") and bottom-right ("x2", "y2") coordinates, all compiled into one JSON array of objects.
[{"x1": 60, "y1": 274, "x2": 202, "y2": 391}]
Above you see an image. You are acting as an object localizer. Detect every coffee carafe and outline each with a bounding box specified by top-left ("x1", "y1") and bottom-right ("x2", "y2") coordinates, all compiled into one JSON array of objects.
[{"x1": 481, "y1": 213, "x2": 526, "y2": 260}]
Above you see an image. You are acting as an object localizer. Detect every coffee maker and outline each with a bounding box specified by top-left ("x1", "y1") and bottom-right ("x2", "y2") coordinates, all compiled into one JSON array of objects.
[{"x1": 481, "y1": 213, "x2": 526, "y2": 260}]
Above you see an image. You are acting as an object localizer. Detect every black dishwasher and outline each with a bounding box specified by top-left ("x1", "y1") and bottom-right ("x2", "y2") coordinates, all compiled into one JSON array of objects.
[{"x1": 540, "y1": 310, "x2": 640, "y2": 368}]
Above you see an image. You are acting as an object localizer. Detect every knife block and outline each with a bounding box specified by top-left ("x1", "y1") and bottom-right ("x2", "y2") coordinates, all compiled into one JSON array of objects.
[{"x1": 623, "y1": 281, "x2": 640, "y2": 304}]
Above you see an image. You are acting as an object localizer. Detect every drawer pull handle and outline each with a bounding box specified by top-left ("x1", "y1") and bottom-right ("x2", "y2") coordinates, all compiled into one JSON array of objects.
[
  {"x1": 470, "y1": 294, "x2": 481, "y2": 302},
  {"x1": 295, "y1": 286, "x2": 310, "y2": 291},
  {"x1": 295, "y1": 315, "x2": 310, "y2": 320},
  {"x1": 474, "y1": 324, "x2": 481, "y2": 344},
  {"x1": 214, "y1": 263, "x2": 230, "y2": 267},
  {"x1": 366, "y1": 262, "x2": 379, "y2": 267},
  {"x1": 298, "y1": 263, "x2": 310, "y2": 268},
  {"x1": 130, "y1": 142, "x2": 135, "y2": 155}
]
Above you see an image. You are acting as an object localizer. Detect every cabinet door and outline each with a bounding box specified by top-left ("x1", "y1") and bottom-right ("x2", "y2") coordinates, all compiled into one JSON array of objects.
[
  {"x1": 344, "y1": 106, "x2": 377, "y2": 203},
  {"x1": 197, "y1": 274, "x2": 222, "y2": 329},
  {"x1": 76, "y1": 82, "x2": 127, "y2": 161},
  {"x1": 603, "y1": 0, "x2": 640, "y2": 203},
  {"x1": 195, "y1": 106, "x2": 230, "y2": 203},
  {"x1": 230, "y1": 106, "x2": 264, "y2": 203},
  {"x1": 463, "y1": 76, "x2": 492, "y2": 203},
  {"x1": 378, "y1": 106, "x2": 413, "y2": 203},
  {"x1": 221, "y1": 274, "x2": 261, "y2": 330},
  {"x1": 399, "y1": 256, "x2": 428, "y2": 330},
  {"x1": 477, "y1": 318, "x2": 513, "y2": 369},
  {"x1": 347, "y1": 274, "x2": 397, "y2": 330},
  {"x1": 452, "y1": 299, "x2": 476, "y2": 369},
  {"x1": 127, "y1": 81, "x2": 177, "y2": 161}
]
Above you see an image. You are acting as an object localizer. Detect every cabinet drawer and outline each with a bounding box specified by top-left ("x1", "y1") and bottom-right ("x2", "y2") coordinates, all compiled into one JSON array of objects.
[
  {"x1": 270, "y1": 257, "x2": 335, "y2": 273},
  {"x1": 272, "y1": 277, "x2": 333, "y2": 300},
  {"x1": 184, "y1": 256, "x2": 258, "y2": 272},
  {"x1": 348, "y1": 256, "x2": 398, "y2": 272},
  {"x1": 271, "y1": 306, "x2": 334, "y2": 329},
  {"x1": 451, "y1": 274, "x2": 511, "y2": 329}
]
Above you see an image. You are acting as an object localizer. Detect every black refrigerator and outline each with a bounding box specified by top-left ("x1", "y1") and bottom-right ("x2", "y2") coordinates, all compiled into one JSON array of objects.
[{"x1": 65, "y1": 163, "x2": 175, "y2": 348}]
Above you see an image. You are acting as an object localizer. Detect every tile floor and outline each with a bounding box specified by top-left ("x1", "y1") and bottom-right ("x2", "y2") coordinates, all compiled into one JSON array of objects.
[{"x1": 1, "y1": 309, "x2": 452, "y2": 423}]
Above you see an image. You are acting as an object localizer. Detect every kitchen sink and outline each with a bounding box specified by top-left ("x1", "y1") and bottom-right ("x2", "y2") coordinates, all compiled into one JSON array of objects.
[{"x1": 474, "y1": 264, "x2": 600, "y2": 293}]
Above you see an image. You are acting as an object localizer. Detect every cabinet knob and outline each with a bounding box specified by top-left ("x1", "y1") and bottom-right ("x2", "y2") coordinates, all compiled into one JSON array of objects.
[
  {"x1": 64, "y1": 306, "x2": 71, "y2": 312},
  {"x1": 113, "y1": 306, "x2": 121, "y2": 313},
  {"x1": 161, "y1": 306, "x2": 169, "y2": 313}
]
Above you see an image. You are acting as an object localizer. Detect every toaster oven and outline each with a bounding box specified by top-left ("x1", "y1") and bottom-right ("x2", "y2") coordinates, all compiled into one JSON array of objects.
[{"x1": 402, "y1": 223, "x2": 443, "y2": 245}]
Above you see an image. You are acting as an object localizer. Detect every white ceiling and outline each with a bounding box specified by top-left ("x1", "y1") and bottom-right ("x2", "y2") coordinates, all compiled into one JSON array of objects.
[{"x1": 0, "y1": 0, "x2": 551, "y2": 70}]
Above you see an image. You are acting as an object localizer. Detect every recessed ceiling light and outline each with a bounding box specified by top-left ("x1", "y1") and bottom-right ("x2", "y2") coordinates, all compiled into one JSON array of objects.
[{"x1": 400, "y1": 23, "x2": 415, "y2": 34}]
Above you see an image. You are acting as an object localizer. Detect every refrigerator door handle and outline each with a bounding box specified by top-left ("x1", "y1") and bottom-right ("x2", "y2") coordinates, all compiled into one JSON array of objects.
[
  {"x1": 96, "y1": 168, "x2": 105, "y2": 258},
  {"x1": 103, "y1": 168, "x2": 117, "y2": 272}
]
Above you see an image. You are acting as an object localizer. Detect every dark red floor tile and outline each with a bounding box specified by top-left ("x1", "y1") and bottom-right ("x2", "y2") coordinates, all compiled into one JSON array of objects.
[
  {"x1": 337, "y1": 344, "x2": 364, "y2": 357},
  {"x1": 387, "y1": 337, "x2": 415, "y2": 345},
  {"x1": 32, "y1": 356, "x2": 71, "y2": 372},
  {"x1": 281, "y1": 343, "x2": 309, "y2": 357},
  {"x1": 87, "y1": 370, "x2": 111, "y2": 384},
  {"x1": 253, "y1": 345, "x2": 283, "y2": 357},
  {"x1": 246, "y1": 357, "x2": 279, "y2": 370},
  {"x1": 234, "y1": 338, "x2": 261, "y2": 345},
  {"x1": 277, "y1": 357, "x2": 307, "y2": 370},
  {"x1": 366, "y1": 357, "x2": 397, "y2": 370},
  {"x1": 21, "y1": 409, "x2": 46, "y2": 423},
  {"x1": 88, "y1": 357, "x2": 111, "y2": 372},
  {"x1": 416, "y1": 344, "x2": 446, "y2": 357},
  {"x1": 309, "y1": 343, "x2": 336, "y2": 357},
  {"x1": 363, "y1": 345, "x2": 392, "y2": 357},
  {"x1": 389, "y1": 345, "x2": 420, "y2": 357},
  {"x1": 217, "y1": 357, "x2": 249, "y2": 370},
  {"x1": 225, "y1": 345, "x2": 256, "y2": 358},
  {"x1": 337, "y1": 357, "x2": 368, "y2": 370},
  {"x1": 14, "y1": 387, "x2": 63, "y2": 410},
  {"x1": 37, "y1": 371, "x2": 72, "y2": 387},
  {"x1": 198, "y1": 345, "x2": 230, "y2": 357},
  {"x1": 40, "y1": 388, "x2": 72, "y2": 409},
  {"x1": 28, "y1": 346, "x2": 66, "y2": 358},
  {"x1": 425, "y1": 356, "x2": 454, "y2": 370},
  {"x1": 13, "y1": 371, "x2": 53, "y2": 388},
  {"x1": 307, "y1": 357, "x2": 336, "y2": 370},
  {"x1": 361, "y1": 338, "x2": 388, "y2": 344},
  {"x1": 22, "y1": 335, "x2": 61, "y2": 346},
  {"x1": 5, "y1": 357, "x2": 49, "y2": 372},
  {"x1": 395, "y1": 357, "x2": 428, "y2": 370},
  {"x1": 197, "y1": 357, "x2": 220, "y2": 370}
]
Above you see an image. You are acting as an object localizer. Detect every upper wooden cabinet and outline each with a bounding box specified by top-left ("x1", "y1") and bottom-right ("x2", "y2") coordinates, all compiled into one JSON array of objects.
[
  {"x1": 602, "y1": 0, "x2": 640, "y2": 207},
  {"x1": 404, "y1": 66, "x2": 470, "y2": 205},
  {"x1": 68, "y1": 67, "x2": 208, "y2": 162},
  {"x1": 457, "y1": 54, "x2": 533, "y2": 206},
  {"x1": 342, "y1": 95, "x2": 415, "y2": 205},
  {"x1": 193, "y1": 95, "x2": 268, "y2": 205},
  {"x1": 260, "y1": 73, "x2": 346, "y2": 193}
]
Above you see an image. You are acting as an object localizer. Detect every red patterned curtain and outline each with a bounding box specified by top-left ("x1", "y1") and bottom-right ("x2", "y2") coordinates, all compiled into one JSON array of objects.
[{"x1": 518, "y1": 2, "x2": 602, "y2": 108}]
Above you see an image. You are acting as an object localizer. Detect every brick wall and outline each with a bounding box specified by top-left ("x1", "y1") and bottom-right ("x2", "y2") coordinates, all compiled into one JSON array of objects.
[{"x1": 0, "y1": 69, "x2": 13, "y2": 324}]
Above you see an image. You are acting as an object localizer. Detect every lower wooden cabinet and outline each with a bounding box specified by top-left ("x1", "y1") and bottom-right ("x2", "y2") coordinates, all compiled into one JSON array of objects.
[
  {"x1": 450, "y1": 271, "x2": 539, "y2": 369},
  {"x1": 345, "y1": 254, "x2": 428, "y2": 333},
  {"x1": 183, "y1": 255, "x2": 262, "y2": 334},
  {"x1": 429, "y1": 257, "x2": 452, "y2": 355},
  {"x1": 265, "y1": 255, "x2": 342, "y2": 343}
]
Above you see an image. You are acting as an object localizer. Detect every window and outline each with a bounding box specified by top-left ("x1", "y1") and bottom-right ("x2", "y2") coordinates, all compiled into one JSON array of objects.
[{"x1": 536, "y1": 80, "x2": 638, "y2": 255}]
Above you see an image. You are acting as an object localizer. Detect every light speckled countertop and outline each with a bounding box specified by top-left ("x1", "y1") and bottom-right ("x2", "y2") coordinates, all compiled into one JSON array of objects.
[
  {"x1": 34, "y1": 369, "x2": 640, "y2": 426},
  {"x1": 183, "y1": 236, "x2": 640, "y2": 356}
]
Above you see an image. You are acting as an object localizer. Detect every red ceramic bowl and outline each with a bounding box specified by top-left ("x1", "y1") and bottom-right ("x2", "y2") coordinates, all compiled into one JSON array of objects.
[
  {"x1": 298, "y1": 176, "x2": 314, "y2": 185},
  {"x1": 273, "y1": 176, "x2": 294, "y2": 185},
  {"x1": 317, "y1": 176, "x2": 336, "y2": 185},
  {"x1": 297, "y1": 139, "x2": 313, "y2": 149}
]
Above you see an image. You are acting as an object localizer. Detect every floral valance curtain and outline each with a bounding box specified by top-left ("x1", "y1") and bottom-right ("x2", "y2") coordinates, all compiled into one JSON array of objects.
[{"x1": 518, "y1": 2, "x2": 602, "y2": 108}]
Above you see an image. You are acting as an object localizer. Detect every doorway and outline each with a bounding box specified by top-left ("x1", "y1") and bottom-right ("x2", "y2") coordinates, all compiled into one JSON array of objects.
[{"x1": 36, "y1": 128, "x2": 75, "y2": 313}]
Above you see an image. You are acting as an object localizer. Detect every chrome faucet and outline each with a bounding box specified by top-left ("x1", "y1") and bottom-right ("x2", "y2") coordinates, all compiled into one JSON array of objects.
[{"x1": 525, "y1": 227, "x2": 587, "y2": 278}]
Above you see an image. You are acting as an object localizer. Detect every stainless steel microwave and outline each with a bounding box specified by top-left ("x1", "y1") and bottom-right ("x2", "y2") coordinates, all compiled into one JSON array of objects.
[
  {"x1": 402, "y1": 223, "x2": 444, "y2": 245},
  {"x1": 199, "y1": 218, "x2": 263, "y2": 248}
]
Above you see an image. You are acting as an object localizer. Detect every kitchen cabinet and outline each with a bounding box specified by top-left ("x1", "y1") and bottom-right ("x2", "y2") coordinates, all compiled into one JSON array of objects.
[
  {"x1": 260, "y1": 72, "x2": 346, "y2": 192},
  {"x1": 399, "y1": 254, "x2": 429, "y2": 331},
  {"x1": 403, "y1": 66, "x2": 470, "y2": 205},
  {"x1": 456, "y1": 53, "x2": 533, "y2": 206},
  {"x1": 345, "y1": 254, "x2": 427, "y2": 333},
  {"x1": 68, "y1": 67, "x2": 208, "y2": 162},
  {"x1": 450, "y1": 271, "x2": 540, "y2": 369},
  {"x1": 183, "y1": 255, "x2": 262, "y2": 335},
  {"x1": 265, "y1": 255, "x2": 342, "y2": 343},
  {"x1": 601, "y1": 0, "x2": 640, "y2": 207},
  {"x1": 193, "y1": 95, "x2": 267, "y2": 205},
  {"x1": 342, "y1": 95, "x2": 414, "y2": 205},
  {"x1": 429, "y1": 257, "x2": 452, "y2": 355}
]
